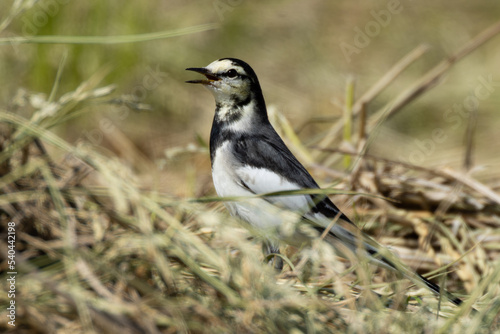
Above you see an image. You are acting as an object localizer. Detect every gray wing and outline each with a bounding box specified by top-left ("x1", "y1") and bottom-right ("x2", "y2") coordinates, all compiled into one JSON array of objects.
[{"x1": 231, "y1": 128, "x2": 354, "y2": 225}]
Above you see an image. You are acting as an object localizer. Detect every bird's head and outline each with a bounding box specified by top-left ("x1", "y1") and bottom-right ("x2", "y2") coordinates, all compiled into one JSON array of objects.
[{"x1": 186, "y1": 58, "x2": 263, "y2": 108}]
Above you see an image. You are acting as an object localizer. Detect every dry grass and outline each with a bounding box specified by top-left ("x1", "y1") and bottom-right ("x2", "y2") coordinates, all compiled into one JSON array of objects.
[{"x1": 1, "y1": 1, "x2": 500, "y2": 333}]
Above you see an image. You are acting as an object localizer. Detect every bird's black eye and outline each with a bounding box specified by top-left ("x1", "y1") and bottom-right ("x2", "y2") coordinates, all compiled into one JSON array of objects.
[{"x1": 226, "y1": 69, "x2": 238, "y2": 78}]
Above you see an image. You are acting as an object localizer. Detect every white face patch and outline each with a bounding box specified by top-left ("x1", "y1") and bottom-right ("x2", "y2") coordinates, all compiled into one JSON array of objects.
[
  {"x1": 205, "y1": 59, "x2": 246, "y2": 76},
  {"x1": 201, "y1": 60, "x2": 252, "y2": 105}
]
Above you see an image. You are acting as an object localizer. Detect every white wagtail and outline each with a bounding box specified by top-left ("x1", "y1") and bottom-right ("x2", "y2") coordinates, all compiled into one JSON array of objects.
[{"x1": 186, "y1": 58, "x2": 464, "y2": 307}]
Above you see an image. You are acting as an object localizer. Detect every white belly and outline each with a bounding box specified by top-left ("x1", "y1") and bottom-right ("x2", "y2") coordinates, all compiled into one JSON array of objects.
[{"x1": 211, "y1": 142, "x2": 286, "y2": 230}]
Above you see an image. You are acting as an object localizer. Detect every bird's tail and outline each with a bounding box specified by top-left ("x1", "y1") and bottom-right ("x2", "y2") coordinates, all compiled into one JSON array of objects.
[
  {"x1": 316, "y1": 222, "x2": 465, "y2": 307},
  {"x1": 417, "y1": 273, "x2": 463, "y2": 306}
]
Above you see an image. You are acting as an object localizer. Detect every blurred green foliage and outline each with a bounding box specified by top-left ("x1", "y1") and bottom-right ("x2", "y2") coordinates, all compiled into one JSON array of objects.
[{"x1": 1, "y1": 0, "x2": 500, "y2": 181}]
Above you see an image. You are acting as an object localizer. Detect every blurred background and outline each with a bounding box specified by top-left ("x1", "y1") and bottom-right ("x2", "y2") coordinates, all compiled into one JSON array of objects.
[{"x1": 1, "y1": 0, "x2": 500, "y2": 198}]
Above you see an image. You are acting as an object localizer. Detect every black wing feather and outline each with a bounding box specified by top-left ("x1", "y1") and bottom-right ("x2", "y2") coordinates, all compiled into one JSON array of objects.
[{"x1": 229, "y1": 124, "x2": 354, "y2": 225}]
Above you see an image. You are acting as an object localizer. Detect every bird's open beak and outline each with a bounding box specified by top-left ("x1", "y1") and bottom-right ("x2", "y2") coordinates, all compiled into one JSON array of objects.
[{"x1": 185, "y1": 67, "x2": 220, "y2": 84}]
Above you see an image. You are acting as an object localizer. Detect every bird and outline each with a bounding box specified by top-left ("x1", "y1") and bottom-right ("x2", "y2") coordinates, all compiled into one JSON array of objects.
[{"x1": 186, "y1": 57, "x2": 465, "y2": 307}]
